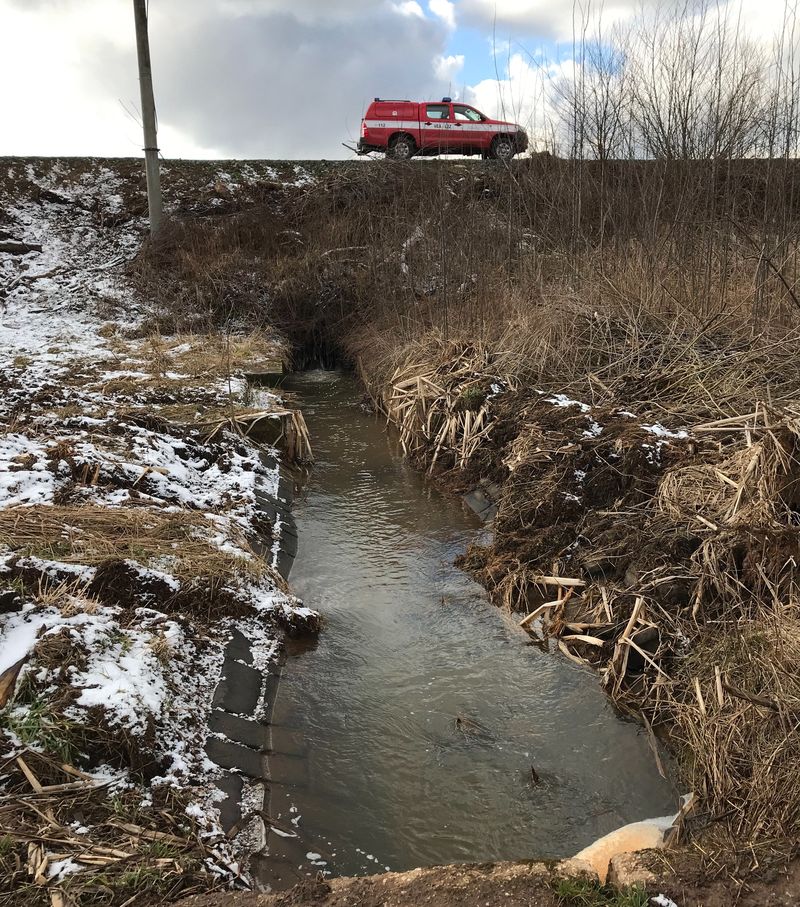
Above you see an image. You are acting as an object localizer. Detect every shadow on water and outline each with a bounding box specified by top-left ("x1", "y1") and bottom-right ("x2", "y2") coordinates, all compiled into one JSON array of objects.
[{"x1": 261, "y1": 369, "x2": 677, "y2": 882}]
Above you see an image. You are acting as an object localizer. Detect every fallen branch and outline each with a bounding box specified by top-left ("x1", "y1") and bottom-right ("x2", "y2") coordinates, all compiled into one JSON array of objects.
[{"x1": 0, "y1": 240, "x2": 42, "y2": 254}]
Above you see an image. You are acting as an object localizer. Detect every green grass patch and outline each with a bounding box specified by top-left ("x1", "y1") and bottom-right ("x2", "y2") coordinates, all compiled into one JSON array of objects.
[
  {"x1": 553, "y1": 878, "x2": 650, "y2": 907},
  {"x1": 142, "y1": 839, "x2": 181, "y2": 860},
  {"x1": 1, "y1": 698, "x2": 83, "y2": 764},
  {"x1": 455, "y1": 385, "x2": 487, "y2": 412}
]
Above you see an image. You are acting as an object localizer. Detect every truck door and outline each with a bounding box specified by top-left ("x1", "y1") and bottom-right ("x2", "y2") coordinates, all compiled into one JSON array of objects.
[
  {"x1": 452, "y1": 103, "x2": 488, "y2": 152},
  {"x1": 420, "y1": 103, "x2": 458, "y2": 153}
]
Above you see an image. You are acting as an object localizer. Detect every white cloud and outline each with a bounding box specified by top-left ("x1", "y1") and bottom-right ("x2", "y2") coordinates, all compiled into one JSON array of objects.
[
  {"x1": 393, "y1": 0, "x2": 425, "y2": 18},
  {"x1": 467, "y1": 52, "x2": 574, "y2": 149},
  {"x1": 0, "y1": 0, "x2": 453, "y2": 159},
  {"x1": 429, "y1": 0, "x2": 456, "y2": 29},
  {"x1": 434, "y1": 53, "x2": 465, "y2": 83},
  {"x1": 0, "y1": 1, "x2": 134, "y2": 157},
  {"x1": 459, "y1": 0, "x2": 790, "y2": 44},
  {"x1": 460, "y1": 0, "x2": 664, "y2": 41}
]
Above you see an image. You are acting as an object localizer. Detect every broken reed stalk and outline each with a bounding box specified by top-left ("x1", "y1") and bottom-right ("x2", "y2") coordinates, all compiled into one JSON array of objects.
[
  {"x1": 380, "y1": 340, "x2": 515, "y2": 474},
  {"x1": 1, "y1": 750, "x2": 231, "y2": 900},
  {"x1": 533, "y1": 412, "x2": 800, "y2": 852}
]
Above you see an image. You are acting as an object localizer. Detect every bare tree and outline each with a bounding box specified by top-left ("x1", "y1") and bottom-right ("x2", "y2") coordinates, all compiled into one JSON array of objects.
[{"x1": 626, "y1": 0, "x2": 764, "y2": 159}]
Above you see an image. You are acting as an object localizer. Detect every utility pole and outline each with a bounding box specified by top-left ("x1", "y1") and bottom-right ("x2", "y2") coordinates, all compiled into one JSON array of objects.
[{"x1": 133, "y1": 0, "x2": 162, "y2": 234}]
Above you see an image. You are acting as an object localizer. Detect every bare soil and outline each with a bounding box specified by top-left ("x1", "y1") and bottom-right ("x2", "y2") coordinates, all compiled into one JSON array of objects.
[
  {"x1": 177, "y1": 854, "x2": 800, "y2": 907},
  {"x1": 180, "y1": 863, "x2": 559, "y2": 907}
]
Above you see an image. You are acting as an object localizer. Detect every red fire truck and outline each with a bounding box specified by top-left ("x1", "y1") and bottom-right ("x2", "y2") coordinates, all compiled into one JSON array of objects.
[{"x1": 356, "y1": 98, "x2": 528, "y2": 161}]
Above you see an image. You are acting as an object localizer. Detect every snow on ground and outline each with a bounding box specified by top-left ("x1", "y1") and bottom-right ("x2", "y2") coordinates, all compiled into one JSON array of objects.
[
  {"x1": 538, "y1": 390, "x2": 690, "y2": 456},
  {"x1": 0, "y1": 158, "x2": 316, "y2": 891},
  {"x1": 0, "y1": 433, "x2": 56, "y2": 506}
]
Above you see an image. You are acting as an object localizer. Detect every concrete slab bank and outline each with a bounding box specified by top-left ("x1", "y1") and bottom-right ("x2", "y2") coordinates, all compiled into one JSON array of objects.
[{"x1": 203, "y1": 451, "x2": 304, "y2": 868}]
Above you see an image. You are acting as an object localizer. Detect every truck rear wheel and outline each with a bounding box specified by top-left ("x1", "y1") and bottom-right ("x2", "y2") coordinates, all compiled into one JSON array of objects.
[
  {"x1": 490, "y1": 136, "x2": 515, "y2": 162},
  {"x1": 388, "y1": 134, "x2": 416, "y2": 161}
]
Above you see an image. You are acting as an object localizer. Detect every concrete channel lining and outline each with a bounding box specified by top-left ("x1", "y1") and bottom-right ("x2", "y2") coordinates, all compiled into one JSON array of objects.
[{"x1": 203, "y1": 450, "x2": 299, "y2": 882}]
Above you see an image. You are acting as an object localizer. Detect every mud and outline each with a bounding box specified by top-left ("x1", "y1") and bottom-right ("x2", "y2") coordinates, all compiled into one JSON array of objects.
[
  {"x1": 180, "y1": 862, "x2": 569, "y2": 907},
  {"x1": 178, "y1": 853, "x2": 800, "y2": 907}
]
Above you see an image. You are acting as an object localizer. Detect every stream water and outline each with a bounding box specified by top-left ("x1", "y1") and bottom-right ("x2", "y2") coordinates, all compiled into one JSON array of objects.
[{"x1": 264, "y1": 370, "x2": 676, "y2": 880}]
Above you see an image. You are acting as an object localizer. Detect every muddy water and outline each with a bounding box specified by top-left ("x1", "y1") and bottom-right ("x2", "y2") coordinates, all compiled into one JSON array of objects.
[{"x1": 266, "y1": 370, "x2": 676, "y2": 880}]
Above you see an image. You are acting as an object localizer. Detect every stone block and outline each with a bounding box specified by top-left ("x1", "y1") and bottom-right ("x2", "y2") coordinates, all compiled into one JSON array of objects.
[
  {"x1": 266, "y1": 752, "x2": 309, "y2": 787},
  {"x1": 213, "y1": 772, "x2": 243, "y2": 834},
  {"x1": 205, "y1": 737, "x2": 267, "y2": 780},
  {"x1": 268, "y1": 725, "x2": 307, "y2": 758},
  {"x1": 211, "y1": 660, "x2": 263, "y2": 716},
  {"x1": 209, "y1": 710, "x2": 269, "y2": 750},
  {"x1": 275, "y1": 547, "x2": 295, "y2": 580},
  {"x1": 225, "y1": 628, "x2": 254, "y2": 665}
]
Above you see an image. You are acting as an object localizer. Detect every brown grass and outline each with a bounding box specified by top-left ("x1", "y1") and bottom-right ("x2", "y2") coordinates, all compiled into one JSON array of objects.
[
  {"x1": 133, "y1": 158, "x2": 800, "y2": 866},
  {"x1": 0, "y1": 749, "x2": 229, "y2": 906},
  {"x1": 0, "y1": 503, "x2": 260, "y2": 580},
  {"x1": 484, "y1": 409, "x2": 800, "y2": 860}
]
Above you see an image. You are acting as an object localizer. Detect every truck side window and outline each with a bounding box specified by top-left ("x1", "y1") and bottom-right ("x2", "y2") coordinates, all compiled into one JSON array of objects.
[
  {"x1": 454, "y1": 105, "x2": 484, "y2": 122},
  {"x1": 426, "y1": 104, "x2": 450, "y2": 120}
]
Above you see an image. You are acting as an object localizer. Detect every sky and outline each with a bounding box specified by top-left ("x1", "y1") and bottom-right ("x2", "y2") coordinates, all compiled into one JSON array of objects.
[{"x1": 0, "y1": 0, "x2": 791, "y2": 160}]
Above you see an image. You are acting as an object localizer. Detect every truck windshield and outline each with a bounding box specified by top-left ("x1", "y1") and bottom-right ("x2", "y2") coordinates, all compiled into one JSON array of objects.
[{"x1": 454, "y1": 105, "x2": 484, "y2": 122}]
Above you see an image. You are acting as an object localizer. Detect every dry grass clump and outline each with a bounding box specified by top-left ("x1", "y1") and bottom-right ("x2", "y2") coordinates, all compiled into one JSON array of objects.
[
  {"x1": 0, "y1": 503, "x2": 260, "y2": 581},
  {"x1": 194, "y1": 406, "x2": 313, "y2": 462},
  {"x1": 659, "y1": 410, "x2": 800, "y2": 534},
  {"x1": 134, "y1": 331, "x2": 286, "y2": 380},
  {"x1": 351, "y1": 292, "x2": 800, "y2": 429},
  {"x1": 378, "y1": 337, "x2": 516, "y2": 472},
  {"x1": 131, "y1": 211, "x2": 294, "y2": 332},
  {"x1": 53, "y1": 329, "x2": 315, "y2": 462},
  {"x1": 670, "y1": 616, "x2": 800, "y2": 849},
  {"x1": 509, "y1": 409, "x2": 800, "y2": 856},
  {"x1": 64, "y1": 330, "x2": 285, "y2": 401},
  {"x1": 0, "y1": 750, "x2": 229, "y2": 907},
  {"x1": 10, "y1": 626, "x2": 156, "y2": 774},
  {"x1": 443, "y1": 392, "x2": 800, "y2": 861}
]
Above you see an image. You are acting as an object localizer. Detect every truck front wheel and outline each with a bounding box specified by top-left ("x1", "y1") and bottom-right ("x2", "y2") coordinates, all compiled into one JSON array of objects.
[
  {"x1": 490, "y1": 136, "x2": 515, "y2": 162},
  {"x1": 388, "y1": 134, "x2": 417, "y2": 161}
]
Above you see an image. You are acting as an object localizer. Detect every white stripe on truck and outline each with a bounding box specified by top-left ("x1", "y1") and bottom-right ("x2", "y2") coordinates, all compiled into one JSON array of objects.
[
  {"x1": 364, "y1": 120, "x2": 421, "y2": 130},
  {"x1": 364, "y1": 120, "x2": 519, "y2": 133}
]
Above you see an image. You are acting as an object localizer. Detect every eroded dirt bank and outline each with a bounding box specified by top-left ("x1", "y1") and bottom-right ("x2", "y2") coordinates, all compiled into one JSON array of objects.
[{"x1": 177, "y1": 854, "x2": 800, "y2": 907}]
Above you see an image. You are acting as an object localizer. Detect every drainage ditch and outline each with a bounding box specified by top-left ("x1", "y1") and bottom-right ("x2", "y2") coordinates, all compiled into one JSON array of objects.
[{"x1": 248, "y1": 369, "x2": 677, "y2": 889}]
